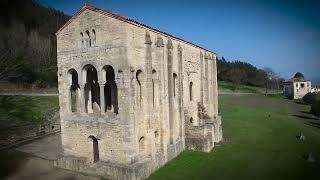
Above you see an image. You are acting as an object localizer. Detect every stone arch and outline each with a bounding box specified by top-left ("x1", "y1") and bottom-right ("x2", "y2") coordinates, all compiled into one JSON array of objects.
[
  {"x1": 189, "y1": 81, "x2": 193, "y2": 101},
  {"x1": 68, "y1": 69, "x2": 80, "y2": 112},
  {"x1": 139, "y1": 136, "x2": 145, "y2": 152},
  {"x1": 88, "y1": 135, "x2": 99, "y2": 162},
  {"x1": 136, "y1": 70, "x2": 144, "y2": 110},
  {"x1": 82, "y1": 64, "x2": 100, "y2": 114},
  {"x1": 102, "y1": 65, "x2": 118, "y2": 114}
]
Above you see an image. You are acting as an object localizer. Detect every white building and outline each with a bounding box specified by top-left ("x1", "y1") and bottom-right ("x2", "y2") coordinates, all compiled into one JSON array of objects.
[
  {"x1": 311, "y1": 86, "x2": 320, "y2": 93},
  {"x1": 283, "y1": 77, "x2": 311, "y2": 99}
]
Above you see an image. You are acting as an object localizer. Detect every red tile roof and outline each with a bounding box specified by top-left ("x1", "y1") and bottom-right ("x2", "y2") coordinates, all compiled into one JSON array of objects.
[
  {"x1": 284, "y1": 77, "x2": 308, "y2": 83},
  {"x1": 56, "y1": 3, "x2": 215, "y2": 54}
]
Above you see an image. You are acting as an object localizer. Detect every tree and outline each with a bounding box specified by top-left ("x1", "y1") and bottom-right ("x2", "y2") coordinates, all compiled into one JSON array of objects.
[
  {"x1": 0, "y1": 51, "x2": 24, "y2": 81},
  {"x1": 263, "y1": 67, "x2": 276, "y2": 95},
  {"x1": 294, "y1": 72, "x2": 305, "y2": 79}
]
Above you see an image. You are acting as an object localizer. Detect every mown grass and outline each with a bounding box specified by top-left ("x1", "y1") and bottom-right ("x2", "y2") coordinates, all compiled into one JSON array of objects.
[
  {"x1": 0, "y1": 96, "x2": 59, "y2": 129},
  {"x1": 149, "y1": 95, "x2": 320, "y2": 180}
]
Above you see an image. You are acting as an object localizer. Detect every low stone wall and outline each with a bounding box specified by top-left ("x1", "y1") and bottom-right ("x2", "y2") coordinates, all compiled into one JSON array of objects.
[
  {"x1": 0, "y1": 114, "x2": 60, "y2": 150},
  {"x1": 55, "y1": 155, "x2": 159, "y2": 180}
]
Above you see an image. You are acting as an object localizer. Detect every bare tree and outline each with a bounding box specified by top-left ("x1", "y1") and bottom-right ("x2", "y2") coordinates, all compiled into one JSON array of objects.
[{"x1": 263, "y1": 67, "x2": 276, "y2": 95}]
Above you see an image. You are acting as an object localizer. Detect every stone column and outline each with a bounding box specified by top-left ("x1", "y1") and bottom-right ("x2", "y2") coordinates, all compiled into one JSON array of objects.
[
  {"x1": 67, "y1": 85, "x2": 72, "y2": 113},
  {"x1": 99, "y1": 82, "x2": 106, "y2": 114},
  {"x1": 145, "y1": 32, "x2": 153, "y2": 128},
  {"x1": 167, "y1": 39, "x2": 174, "y2": 144},
  {"x1": 80, "y1": 83, "x2": 86, "y2": 113},
  {"x1": 200, "y1": 52, "x2": 204, "y2": 104}
]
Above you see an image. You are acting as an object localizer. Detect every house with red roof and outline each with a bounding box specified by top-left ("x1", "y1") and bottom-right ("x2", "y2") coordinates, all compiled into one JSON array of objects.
[{"x1": 283, "y1": 77, "x2": 311, "y2": 99}]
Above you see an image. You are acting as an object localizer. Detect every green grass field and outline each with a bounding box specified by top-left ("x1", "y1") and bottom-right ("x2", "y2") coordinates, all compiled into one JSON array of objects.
[
  {"x1": 0, "y1": 96, "x2": 59, "y2": 128},
  {"x1": 149, "y1": 95, "x2": 320, "y2": 180}
]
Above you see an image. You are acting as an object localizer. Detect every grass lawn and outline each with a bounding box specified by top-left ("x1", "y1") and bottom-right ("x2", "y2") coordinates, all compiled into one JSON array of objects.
[
  {"x1": 0, "y1": 96, "x2": 59, "y2": 128},
  {"x1": 149, "y1": 95, "x2": 320, "y2": 180}
]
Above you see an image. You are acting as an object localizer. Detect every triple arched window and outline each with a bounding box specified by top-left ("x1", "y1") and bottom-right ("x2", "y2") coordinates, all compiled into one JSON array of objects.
[{"x1": 80, "y1": 29, "x2": 96, "y2": 48}]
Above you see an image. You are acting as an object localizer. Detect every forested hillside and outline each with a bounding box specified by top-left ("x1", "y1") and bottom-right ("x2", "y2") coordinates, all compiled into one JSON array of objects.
[
  {"x1": 217, "y1": 57, "x2": 283, "y2": 89},
  {"x1": 0, "y1": 0, "x2": 282, "y2": 90},
  {"x1": 0, "y1": 0, "x2": 69, "y2": 87}
]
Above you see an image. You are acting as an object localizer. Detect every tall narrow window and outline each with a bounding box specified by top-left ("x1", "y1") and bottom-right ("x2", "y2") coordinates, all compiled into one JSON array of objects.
[
  {"x1": 92, "y1": 29, "x2": 96, "y2": 45},
  {"x1": 136, "y1": 70, "x2": 143, "y2": 110},
  {"x1": 80, "y1": 32, "x2": 84, "y2": 48},
  {"x1": 189, "y1": 82, "x2": 193, "y2": 101},
  {"x1": 85, "y1": 30, "x2": 91, "y2": 47},
  {"x1": 152, "y1": 69, "x2": 158, "y2": 108},
  {"x1": 82, "y1": 65, "x2": 100, "y2": 114},
  {"x1": 103, "y1": 65, "x2": 118, "y2": 114},
  {"x1": 68, "y1": 69, "x2": 80, "y2": 112},
  {"x1": 89, "y1": 135, "x2": 99, "y2": 162},
  {"x1": 173, "y1": 73, "x2": 177, "y2": 97}
]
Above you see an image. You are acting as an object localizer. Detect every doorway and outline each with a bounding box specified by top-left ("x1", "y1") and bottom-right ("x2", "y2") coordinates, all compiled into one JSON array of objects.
[{"x1": 89, "y1": 135, "x2": 99, "y2": 162}]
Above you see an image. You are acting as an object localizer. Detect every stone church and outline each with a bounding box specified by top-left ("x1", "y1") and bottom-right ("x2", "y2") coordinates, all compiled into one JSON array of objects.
[{"x1": 55, "y1": 4, "x2": 222, "y2": 180}]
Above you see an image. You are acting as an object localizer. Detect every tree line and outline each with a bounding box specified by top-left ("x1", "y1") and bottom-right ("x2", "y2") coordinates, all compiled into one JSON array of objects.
[
  {"x1": 217, "y1": 57, "x2": 284, "y2": 90},
  {"x1": 0, "y1": 0, "x2": 284, "y2": 90}
]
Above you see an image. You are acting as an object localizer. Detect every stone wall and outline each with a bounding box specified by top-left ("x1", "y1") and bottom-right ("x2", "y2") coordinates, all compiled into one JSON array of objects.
[
  {"x1": 55, "y1": 5, "x2": 222, "y2": 180},
  {"x1": 0, "y1": 112, "x2": 60, "y2": 150}
]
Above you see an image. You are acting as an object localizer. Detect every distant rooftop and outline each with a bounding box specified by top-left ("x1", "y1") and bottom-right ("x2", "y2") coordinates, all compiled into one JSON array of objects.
[{"x1": 284, "y1": 77, "x2": 309, "y2": 83}]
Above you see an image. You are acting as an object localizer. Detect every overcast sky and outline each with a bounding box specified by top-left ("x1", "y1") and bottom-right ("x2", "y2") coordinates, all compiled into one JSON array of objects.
[{"x1": 38, "y1": 0, "x2": 320, "y2": 83}]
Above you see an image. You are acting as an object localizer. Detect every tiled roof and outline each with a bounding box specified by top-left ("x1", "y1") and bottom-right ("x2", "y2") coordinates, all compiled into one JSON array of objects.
[
  {"x1": 56, "y1": 3, "x2": 215, "y2": 54},
  {"x1": 284, "y1": 77, "x2": 308, "y2": 83}
]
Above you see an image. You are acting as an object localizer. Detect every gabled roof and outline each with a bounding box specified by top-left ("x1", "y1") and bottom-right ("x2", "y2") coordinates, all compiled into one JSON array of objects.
[
  {"x1": 284, "y1": 77, "x2": 308, "y2": 83},
  {"x1": 56, "y1": 3, "x2": 215, "y2": 54}
]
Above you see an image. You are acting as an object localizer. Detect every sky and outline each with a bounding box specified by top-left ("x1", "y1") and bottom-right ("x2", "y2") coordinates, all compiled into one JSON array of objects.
[{"x1": 38, "y1": 0, "x2": 320, "y2": 83}]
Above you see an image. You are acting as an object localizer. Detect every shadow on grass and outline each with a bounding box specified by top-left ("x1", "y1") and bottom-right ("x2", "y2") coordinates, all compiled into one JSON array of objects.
[
  {"x1": 300, "y1": 110, "x2": 312, "y2": 114},
  {"x1": 304, "y1": 121, "x2": 320, "y2": 129},
  {"x1": 293, "y1": 114, "x2": 319, "y2": 120},
  {"x1": 295, "y1": 101, "x2": 309, "y2": 105}
]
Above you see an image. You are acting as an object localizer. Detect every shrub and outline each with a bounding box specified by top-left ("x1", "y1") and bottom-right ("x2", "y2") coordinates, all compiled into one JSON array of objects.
[
  {"x1": 311, "y1": 100, "x2": 320, "y2": 116},
  {"x1": 302, "y1": 92, "x2": 316, "y2": 104}
]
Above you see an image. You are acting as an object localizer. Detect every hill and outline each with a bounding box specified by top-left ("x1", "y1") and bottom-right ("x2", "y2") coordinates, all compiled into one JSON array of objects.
[{"x1": 0, "y1": 0, "x2": 69, "y2": 87}]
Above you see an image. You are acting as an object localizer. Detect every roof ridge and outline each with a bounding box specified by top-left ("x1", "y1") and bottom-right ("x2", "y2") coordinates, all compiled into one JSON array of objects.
[{"x1": 56, "y1": 4, "x2": 215, "y2": 54}]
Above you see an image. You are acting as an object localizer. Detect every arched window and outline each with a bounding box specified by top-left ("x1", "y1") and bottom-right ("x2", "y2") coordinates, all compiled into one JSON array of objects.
[
  {"x1": 92, "y1": 29, "x2": 96, "y2": 46},
  {"x1": 68, "y1": 69, "x2": 80, "y2": 112},
  {"x1": 152, "y1": 69, "x2": 158, "y2": 108},
  {"x1": 139, "y1": 136, "x2": 145, "y2": 152},
  {"x1": 190, "y1": 117, "x2": 193, "y2": 124},
  {"x1": 82, "y1": 65, "x2": 100, "y2": 114},
  {"x1": 136, "y1": 70, "x2": 143, "y2": 110},
  {"x1": 85, "y1": 30, "x2": 91, "y2": 47},
  {"x1": 173, "y1": 73, "x2": 177, "y2": 97},
  {"x1": 103, "y1": 65, "x2": 118, "y2": 114},
  {"x1": 189, "y1": 82, "x2": 193, "y2": 101},
  {"x1": 80, "y1": 32, "x2": 84, "y2": 48}
]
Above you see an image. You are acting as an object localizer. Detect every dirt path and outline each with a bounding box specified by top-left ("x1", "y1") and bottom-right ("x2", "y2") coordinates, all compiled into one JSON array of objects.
[{"x1": 3, "y1": 134, "x2": 100, "y2": 180}]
